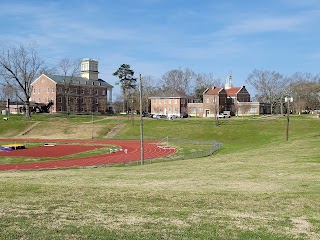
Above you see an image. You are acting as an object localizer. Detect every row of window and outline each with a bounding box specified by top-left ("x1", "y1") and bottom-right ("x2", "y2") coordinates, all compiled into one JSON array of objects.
[
  {"x1": 58, "y1": 106, "x2": 100, "y2": 112},
  {"x1": 153, "y1": 98, "x2": 182, "y2": 104},
  {"x1": 33, "y1": 87, "x2": 106, "y2": 95},
  {"x1": 189, "y1": 107, "x2": 203, "y2": 113},
  {"x1": 153, "y1": 107, "x2": 179, "y2": 113},
  {"x1": 33, "y1": 97, "x2": 104, "y2": 104}
]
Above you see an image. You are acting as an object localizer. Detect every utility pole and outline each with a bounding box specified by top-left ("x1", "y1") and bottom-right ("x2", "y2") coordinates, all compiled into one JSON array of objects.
[
  {"x1": 139, "y1": 74, "x2": 144, "y2": 165},
  {"x1": 285, "y1": 96, "x2": 293, "y2": 142},
  {"x1": 213, "y1": 95, "x2": 219, "y2": 126}
]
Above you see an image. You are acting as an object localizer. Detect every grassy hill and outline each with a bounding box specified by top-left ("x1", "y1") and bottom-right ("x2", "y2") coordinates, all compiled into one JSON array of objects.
[{"x1": 0, "y1": 114, "x2": 320, "y2": 239}]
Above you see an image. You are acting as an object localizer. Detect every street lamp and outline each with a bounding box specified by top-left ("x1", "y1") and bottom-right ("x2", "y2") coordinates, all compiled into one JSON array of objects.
[{"x1": 285, "y1": 96, "x2": 293, "y2": 142}]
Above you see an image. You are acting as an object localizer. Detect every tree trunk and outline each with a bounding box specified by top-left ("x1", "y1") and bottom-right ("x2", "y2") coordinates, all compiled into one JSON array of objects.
[{"x1": 25, "y1": 99, "x2": 30, "y2": 120}]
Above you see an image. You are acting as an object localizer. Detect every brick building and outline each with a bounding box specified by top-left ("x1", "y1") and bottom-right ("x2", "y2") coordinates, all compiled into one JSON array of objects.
[
  {"x1": 149, "y1": 89, "x2": 193, "y2": 117},
  {"x1": 188, "y1": 76, "x2": 270, "y2": 117},
  {"x1": 31, "y1": 58, "x2": 113, "y2": 113}
]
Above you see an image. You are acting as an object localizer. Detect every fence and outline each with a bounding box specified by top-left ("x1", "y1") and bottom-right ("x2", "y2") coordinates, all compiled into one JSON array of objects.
[{"x1": 150, "y1": 138, "x2": 222, "y2": 163}]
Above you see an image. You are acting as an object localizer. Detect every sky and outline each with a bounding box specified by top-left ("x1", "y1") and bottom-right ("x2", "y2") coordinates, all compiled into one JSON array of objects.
[{"x1": 1, "y1": 0, "x2": 320, "y2": 97}]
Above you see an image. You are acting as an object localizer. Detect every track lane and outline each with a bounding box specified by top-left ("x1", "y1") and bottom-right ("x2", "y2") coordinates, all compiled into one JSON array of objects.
[{"x1": 0, "y1": 139, "x2": 176, "y2": 171}]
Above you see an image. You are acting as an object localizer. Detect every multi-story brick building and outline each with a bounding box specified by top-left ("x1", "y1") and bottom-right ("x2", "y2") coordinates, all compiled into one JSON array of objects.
[
  {"x1": 31, "y1": 58, "x2": 113, "y2": 113},
  {"x1": 149, "y1": 89, "x2": 193, "y2": 117},
  {"x1": 188, "y1": 76, "x2": 270, "y2": 117}
]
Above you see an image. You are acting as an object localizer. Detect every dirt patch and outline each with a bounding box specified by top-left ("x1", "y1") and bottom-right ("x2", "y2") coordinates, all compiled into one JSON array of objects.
[{"x1": 105, "y1": 124, "x2": 125, "y2": 138}]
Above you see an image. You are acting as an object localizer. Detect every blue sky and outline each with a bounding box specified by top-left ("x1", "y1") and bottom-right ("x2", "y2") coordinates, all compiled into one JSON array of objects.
[{"x1": 1, "y1": 0, "x2": 320, "y2": 96}]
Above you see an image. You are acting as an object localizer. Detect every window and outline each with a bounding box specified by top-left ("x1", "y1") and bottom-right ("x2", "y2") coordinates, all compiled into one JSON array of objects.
[
  {"x1": 95, "y1": 98, "x2": 99, "y2": 104},
  {"x1": 59, "y1": 87, "x2": 62, "y2": 93},
  {"x1": 52, "y1": 88, "x2": 54, "y2": 93},
  {"x1": 59, "y1": 97, "x2": 62, "y2": 103},
  {"x1": 153, "y1": 99, "x2": 156, "y2": 104},
  {"x1": 102, "y1": 90, "x2": 106, "y2": 95},
  {"x1": 89, "y1": 89, "x2": 92, "y2": 94},
  {"x1": 96, "y1": 107, "x2": 99, "y2": 112},
  {"x1": 59, "y1": 106, "x2": 62, "y2": 111},
  {"x1": 75, "y1": 88, "x2": 78, "y2": 94},
  {"x1": 81, "y1": 98, "x2": 84, "y2": 104},
  {"x1": 95, "y1": 89, "x2": 98, "y2": 95},
  {"x1": 164, "y1": 99, "x2": 167, "y2": 104},
  {"x1": 38, "y1": 88, "x2": 40, "y2": 93},
  {"x1": 47, "y1": 87, "x2": 50, "y2": 93},
  {"x1": 81, "y1": 89, "x2": 84, "y2": 94},
  {"x1": 159, "y1": 99, "x2": 162, "y2": 104},
  {"x1": 33, "y1": 88, "x2": 36, "y2": 93},
  {"x1": 206, "y1": 98, "x2": 209, "y2": 103},
  {"x1": 174, "y1": 99, "x2": 177, "y2": 104},
  {"x1": 81, "y1": 107, "x2": 84, "y2": 112},
  {"x1": 169, "y1": 99, "x2": 171, "y2": 104}
]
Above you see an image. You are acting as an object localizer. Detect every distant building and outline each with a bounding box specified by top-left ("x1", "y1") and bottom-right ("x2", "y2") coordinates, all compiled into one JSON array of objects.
[
  {"x1": 31, "y1": 58, "x2": 113, "y2": 113},
  {"x1": 188, "y1": 76, "x2": 271, "y2": 117},
  {"x1": 149, "y1": 89, "x2": 193, "y2": 117}
]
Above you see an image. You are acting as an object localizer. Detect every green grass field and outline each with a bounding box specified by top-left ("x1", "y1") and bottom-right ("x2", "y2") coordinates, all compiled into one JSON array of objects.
[{"x1": 0, "y1": 114, "x2": 320, "y2": 239}]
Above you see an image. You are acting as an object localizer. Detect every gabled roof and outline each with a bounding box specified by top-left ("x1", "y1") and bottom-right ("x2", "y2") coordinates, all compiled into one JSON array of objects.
[
  {"x1": 150, "y1": 89, "x2": 191, "y2": 99},
  {"x1": 225, "y1": 87, "x2": 243, "y2": 97},
  {"x1": 204, "y1": 87, "x2": 225, "y2": 95},
  {"x1": 33, "y1": 74, "x2": 113, "y2": 88}
]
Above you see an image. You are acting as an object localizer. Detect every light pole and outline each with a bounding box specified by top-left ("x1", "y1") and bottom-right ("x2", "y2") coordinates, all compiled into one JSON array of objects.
[
  {"x1": 139, "y1": 74, "x2": 144, "y2": 165},
  {"x1": 285, "y1": 96, "x2": 293, "y2": 142}
]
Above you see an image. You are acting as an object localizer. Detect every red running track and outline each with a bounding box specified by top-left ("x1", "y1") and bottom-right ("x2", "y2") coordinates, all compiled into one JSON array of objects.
[{"x1": 0, "y1": 139, "x2": 176, "y2": 171}]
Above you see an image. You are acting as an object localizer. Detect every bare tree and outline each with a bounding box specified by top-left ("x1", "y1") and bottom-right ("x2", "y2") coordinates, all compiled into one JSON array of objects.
[
  {"x1": 0, "y1": 43, "x2": 44, "y2": 119},
  {"x1": 141, "y1": 75, "x2": 158, "y2": 112},
  {"x1": 246, "y1": 69, "x2": 288, "y2": 114},
  {"x1": 57, "y1": 58, "x2": 81, "y2": 114},
  {"x1": 289, "y1": 72, "x2": 320, "y2": 113},
  {"x1": 161, "y1": 68, "x2": 195, "y2": 94},
  {"x1": 0, "y1": 83, "x2": 17, "y2": 102},
  {"x1": 193, "y1": 73, "x2": 222, "y2": 102}
]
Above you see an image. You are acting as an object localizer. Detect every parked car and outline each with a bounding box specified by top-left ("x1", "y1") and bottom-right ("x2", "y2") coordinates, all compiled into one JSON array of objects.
[
  {"x1": 218, "y1": 113, "x2": 231, "y2": 118},
  {"x1": 141, "y1": 112, "x2": 150, "y2": 117},
  {"x1": 180, "y1": 112, "x2": 189, "y2": 118}
]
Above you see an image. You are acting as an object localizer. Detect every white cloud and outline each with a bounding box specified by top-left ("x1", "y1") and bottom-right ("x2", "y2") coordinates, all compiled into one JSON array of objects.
[{"x1": 217, "y1": 15, "x2": 306, "y2": 37}]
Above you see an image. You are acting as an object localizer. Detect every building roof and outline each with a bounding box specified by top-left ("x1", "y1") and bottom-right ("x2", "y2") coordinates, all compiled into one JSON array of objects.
[
  {"x1": 150, "y1": 89, "x2": 191, "y2": 99},
  {"x1": 34, "y1": 74, "x2": 113, "y2": 88},
  {"x1": 204, "y1": 87, "x2": 224, "y2": 95},
  {"x1": 225, "y1": 87, "x2": 243, "y2": 97}
]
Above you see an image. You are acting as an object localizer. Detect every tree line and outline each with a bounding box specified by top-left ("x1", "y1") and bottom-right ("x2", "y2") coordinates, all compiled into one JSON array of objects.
[{"x1": 1, "y1": 43, "x2": 320, "y2": 119}]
